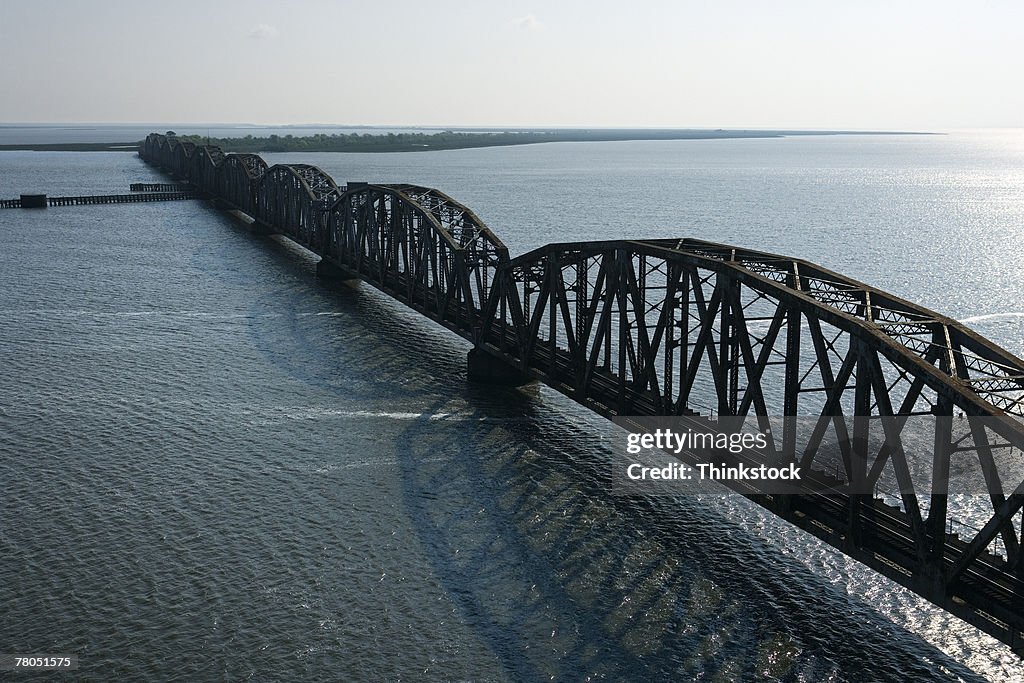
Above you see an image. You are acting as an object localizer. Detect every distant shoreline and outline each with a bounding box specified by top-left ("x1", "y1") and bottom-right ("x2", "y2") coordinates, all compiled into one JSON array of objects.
[
  {"x1": 0, "y1": 128, "x2": 936, "y2": 153},
  {"x1": 0, "y1": 142, "x2": 142, "y2": 152}
]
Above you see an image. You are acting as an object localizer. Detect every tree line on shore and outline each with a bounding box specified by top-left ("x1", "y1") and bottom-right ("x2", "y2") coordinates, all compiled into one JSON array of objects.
[{"x1": 179, "y1": 130, "x2": 576, "y2": 153}]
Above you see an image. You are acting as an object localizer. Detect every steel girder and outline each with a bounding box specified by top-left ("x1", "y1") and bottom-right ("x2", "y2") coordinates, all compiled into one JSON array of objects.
[
  {"x1": 171, "y1": 140, "x2": 194, "y2": 177},
  {"x1": 217, "y1": 154, "x2": 267, "y2": 215},
  {"x1": 254, "y1": 164, "x2": 341, "y2": 245},
  {"x1": 321, "y1": 184, "x2": 509, "y2": 335},
  {"x1": 143, "y1": 133, "x2": 192, "y2": 180},
  {"x1": 186, "y1": 146, "x2": 225, "y2": 194},
  {"x1": 377, "y1": 184, "x2": 508, "y2": 316},
  {"x1": 474, "y1": 238, "x2": 1024, "y2": 649}
]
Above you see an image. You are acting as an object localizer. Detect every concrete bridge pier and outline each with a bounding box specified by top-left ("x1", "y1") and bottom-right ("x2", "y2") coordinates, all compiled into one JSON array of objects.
[
  {"x1": 316, "y1": 258, "x2": 361, "y2": 288},
  {"x1": 467, "y1": 348, "x2": 533, "y2": 386},
  {"x1": 250, "y1": 219, "x2": 278, "y2": 236}
]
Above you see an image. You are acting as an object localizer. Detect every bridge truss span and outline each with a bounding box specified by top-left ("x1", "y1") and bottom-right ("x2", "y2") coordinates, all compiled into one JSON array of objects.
[
  {"x1": 475, "y1": 237, "x2": 1024, "y2": 649},
  {"x1": 323, "y1": 183, "x2": 509, "y2": 336},
  {"x1": 217, "y1": 154, "x2": 267, "y2": 216},
  {"x1": 254, "y1": 164, "x2": 341, "y2": 247},
  {"x1": 138, "y1": 132, "x2": 1024, "y2": 655}
]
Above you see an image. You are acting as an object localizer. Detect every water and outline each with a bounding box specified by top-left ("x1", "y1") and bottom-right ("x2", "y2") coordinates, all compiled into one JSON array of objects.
[{"x1": 1, "y1": 133, "x2": 1022, "y2": 681}]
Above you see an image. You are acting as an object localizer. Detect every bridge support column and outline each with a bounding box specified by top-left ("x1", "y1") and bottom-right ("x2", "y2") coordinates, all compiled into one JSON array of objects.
[
  {"x1": 20, "y1": 194, "x2": 47, "y2": 208},
  {"x1": 316, "y1": 259, "x2": 360, "y2": 288},
  {"x1": 250, "y1": 219, "x2": 277, "y2": 236},
  {"x1": 467, "y1": 348, "x2": 533, "y2": 386}
]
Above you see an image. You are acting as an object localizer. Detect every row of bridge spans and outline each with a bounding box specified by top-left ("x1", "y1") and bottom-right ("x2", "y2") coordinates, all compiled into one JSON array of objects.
[{"x1": 141, "y1": 132, "x2": 1024, "y2": 655}]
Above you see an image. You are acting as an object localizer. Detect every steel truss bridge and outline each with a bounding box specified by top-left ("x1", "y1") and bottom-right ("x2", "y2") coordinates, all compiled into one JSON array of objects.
[{"x1": 141, "y1": 132, "x2": 1024, "y2": 655}]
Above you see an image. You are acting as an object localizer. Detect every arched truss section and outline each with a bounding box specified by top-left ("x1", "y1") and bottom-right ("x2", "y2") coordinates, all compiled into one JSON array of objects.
[
  {"x1": 216, "y1": 154, "x2": 267, "y2": 216},
  {"x1": 142, "y1": 133, "x2": 176, "y2": 170},
  {"x1": 142, "y1": 133, "x2": 161, "y2": 161},
  {"x1": 477, "y1": 237, "x2": 1024, "y2": 626},
  {"x1": 322, "y1": 184, "x2": 509, "y2": 332},
  {"x1": 162, "y1": 135, "x2": 179, "y2": 157},
  {"x1": 380, "y1": 184, "x2": 508, "y2": 310},
  {"x1": 674, "y1": 239, "x2": 1024, "y2": 417},
  {"x1": 157, "y1": 136, "x2": 175, "y2": 168},
  {"x1": 289, "y1": 164, "x2": 342, "y2": 203},
  {"x1": 255, "y1": 165, "x2": 342, "y2": 246},
  {"x1": 170, "y1": 140, "x2": 195, "y2": 178},
  {"x1": 188, "y1": 146, "x2": 225, "y2": 194},
  {"x1": 236, "y1": 153, "x2": 268, "y2": 180},
  {"x1": 481, "y1": 238, "x2": 1024, "y2": 420},
  {"x1": 382, "y1": 184, "x2": 507, "y2": 253}
]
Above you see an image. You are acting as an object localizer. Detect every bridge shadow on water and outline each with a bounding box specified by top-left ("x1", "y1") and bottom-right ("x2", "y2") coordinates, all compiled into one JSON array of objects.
[
  {"x1": 391, "y1": 393, "x2": 993, "y2": 682},
  {"x1": 228, "y1": 212, "x2": 995, "y2": 682}
]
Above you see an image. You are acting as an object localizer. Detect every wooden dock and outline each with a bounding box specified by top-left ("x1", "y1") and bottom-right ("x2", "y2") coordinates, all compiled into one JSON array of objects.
[
  {"x1": 1, "y1": 191, "x2": 198, "y2": 209},
  {"x1": 130, "y1": 183, "x2": 189, "y2": 192}
]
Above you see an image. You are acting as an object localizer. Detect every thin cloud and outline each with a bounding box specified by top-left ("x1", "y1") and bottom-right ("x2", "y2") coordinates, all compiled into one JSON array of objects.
[
  {"x1": 248, "y1": 24, "x2": 280, "y2": 40},
  {"x1": 512, "y1": 14, "x2": 543, "y2": 32}
]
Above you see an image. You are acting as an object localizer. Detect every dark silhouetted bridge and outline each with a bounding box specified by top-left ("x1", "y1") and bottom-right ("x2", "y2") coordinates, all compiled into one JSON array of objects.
[{"x1": 140, "y1": 132, "x2": 1024, "y2": 655}]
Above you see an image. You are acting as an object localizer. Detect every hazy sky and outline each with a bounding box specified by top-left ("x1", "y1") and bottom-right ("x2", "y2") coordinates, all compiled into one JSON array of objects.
[{"x1": 1, "y1": 0, "x2": 1021, "y2": 129}]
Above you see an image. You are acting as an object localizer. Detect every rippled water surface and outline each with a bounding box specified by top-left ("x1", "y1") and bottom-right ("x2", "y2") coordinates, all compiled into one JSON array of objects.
[{"x1": 1, "y1": 133, "x2": 1023, "y2": 681}]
